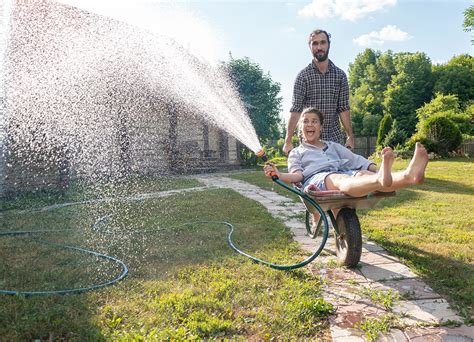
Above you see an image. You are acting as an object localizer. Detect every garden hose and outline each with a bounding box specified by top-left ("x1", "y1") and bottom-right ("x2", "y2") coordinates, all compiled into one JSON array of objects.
[
  {"x1": 0, "y1": 229, "x2": 129, "y2": 297},
  {"x1": 0, "y1": 162, "x2": 329, "y2": 295}
]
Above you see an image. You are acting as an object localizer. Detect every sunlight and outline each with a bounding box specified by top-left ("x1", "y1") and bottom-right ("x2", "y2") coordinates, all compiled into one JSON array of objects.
[{"x1": 58, "y1": 0, "x2": 224, "y2": 64}]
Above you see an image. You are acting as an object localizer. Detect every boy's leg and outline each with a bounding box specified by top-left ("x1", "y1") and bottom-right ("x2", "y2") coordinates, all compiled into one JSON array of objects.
[{"x1": 325, "y1": 147, "x2": 395, "y2": 197}]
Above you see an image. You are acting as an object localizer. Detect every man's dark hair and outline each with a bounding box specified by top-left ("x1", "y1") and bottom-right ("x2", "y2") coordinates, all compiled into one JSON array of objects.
[{"x1": 308, "y1": 29, "x2": 331, "y2": 45}]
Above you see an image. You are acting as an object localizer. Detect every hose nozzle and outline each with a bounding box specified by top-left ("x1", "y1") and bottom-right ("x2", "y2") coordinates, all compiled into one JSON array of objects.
[
  {"x1": 256, "y1": 149, "x2": 268, "y2": 162},
  {"x1": 256, "y1": 149, "x2": 278, "y2": 180}
]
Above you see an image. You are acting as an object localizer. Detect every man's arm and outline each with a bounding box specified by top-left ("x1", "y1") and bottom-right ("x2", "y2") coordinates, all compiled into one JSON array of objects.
[
  {"x1": 340, "y1": 110, "x2": 354, "y2": 149},
  {"x1": 283, "y1": 111, "x2": 301, "y2": 155}
]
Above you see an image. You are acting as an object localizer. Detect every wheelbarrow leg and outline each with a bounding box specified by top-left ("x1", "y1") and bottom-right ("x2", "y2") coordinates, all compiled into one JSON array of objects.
[{"x1": 304, "y1": 210, "x2": 330, "y2": 253}]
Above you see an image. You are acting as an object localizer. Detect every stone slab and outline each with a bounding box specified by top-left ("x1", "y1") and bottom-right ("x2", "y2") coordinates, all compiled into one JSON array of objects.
[
  {"x1": 359, "y1": 261, "x2": 418, "y2": 281},
  {"x1": 360, "y1": 251, "x2": 401, "y2": 265},
  {"x1": 371, "y1": 278, "x2": 441, "y2": 300},
  {"x1": 393, "y1": 298, "x2": 463, "y2": 325},
  {"x1": 404, "y1": 326, "x2": 474, "y2": 341}
]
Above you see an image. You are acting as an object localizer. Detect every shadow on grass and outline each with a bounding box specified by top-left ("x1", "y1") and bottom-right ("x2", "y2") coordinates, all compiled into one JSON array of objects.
[
  {"x1": 421, "y1": 177, "x2": 474, "y2": 195},
  {"x1": 0, "y1": 294, "x2": 105, "y2": 340},
  {"x1": 360, "y1": 238, "x2": 474, "y2": 321}
]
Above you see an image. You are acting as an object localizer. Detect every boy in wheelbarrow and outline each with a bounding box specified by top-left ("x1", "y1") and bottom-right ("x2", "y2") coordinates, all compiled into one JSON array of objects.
[{"x1": 264, "y1": 107, "x2": 429, "y2": 201}]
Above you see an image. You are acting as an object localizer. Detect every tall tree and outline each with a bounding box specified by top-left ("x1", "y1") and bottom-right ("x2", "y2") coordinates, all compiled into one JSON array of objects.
[
  {"x1": 348, "y1": 48, "x2": 378, "y2": 95},
  {"x1": 433, "y1": 54, "x2": 474, "y2": 105},
  {"x1": 349, "y1": 49, "x2": 395, "y2": 135},
  {"x1": 463, "y1": 5, "x2": 474, "y2": 44},
  {"x1": 383, "y1": 52, "x2": 434, "y2": 136},
  {"x1": 224, "y1": 57, "x2": 282, "y2": 142}
]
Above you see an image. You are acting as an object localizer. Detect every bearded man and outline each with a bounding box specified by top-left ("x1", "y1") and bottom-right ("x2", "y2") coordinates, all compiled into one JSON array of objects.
[{"x1": 283, "y1": 29, "x2": 354, "y2": 154}]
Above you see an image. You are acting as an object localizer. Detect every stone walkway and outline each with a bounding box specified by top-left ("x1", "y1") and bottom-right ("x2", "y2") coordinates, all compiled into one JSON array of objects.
[{"x1": 195, "y1": 173, "x2": 473, "y2": 342}]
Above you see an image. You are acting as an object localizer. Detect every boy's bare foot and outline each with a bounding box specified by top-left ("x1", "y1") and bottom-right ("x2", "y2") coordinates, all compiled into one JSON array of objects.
[
  {"x1": 378, "y1": 147, "x2": 394, "y2": 187},
  {"x1": 405, "y1": 142, "x2": 429, "y2": 184}
]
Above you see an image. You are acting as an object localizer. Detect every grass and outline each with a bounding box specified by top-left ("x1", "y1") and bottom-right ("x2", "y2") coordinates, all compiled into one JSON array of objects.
[
  {"x1": 0, "y1": 175, "x2": 202, "y2": 212},
  {"x1": 230, "y1": 158, "x2": 474, "y2": 321},
  {"x1": 0, "y1": 184, "x2": 332, "y2": 340},
  {"x1": 356, "y1": 314, "x2": 395, "y2": 341}
]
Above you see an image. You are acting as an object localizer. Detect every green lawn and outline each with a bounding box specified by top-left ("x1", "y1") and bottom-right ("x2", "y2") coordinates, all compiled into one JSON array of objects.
[
  {"x1": 231, "y1": 158, "x2": 474, "y2": 321},
  {"x1": 0, "y1": 183, "x2": 332, "y2": 340},
  {"x1": 1, "y1": 158, "x2": 472, "y2": 339},
  {"x1": 0, "y1": 176, "x2": 202, "y2": 212}
]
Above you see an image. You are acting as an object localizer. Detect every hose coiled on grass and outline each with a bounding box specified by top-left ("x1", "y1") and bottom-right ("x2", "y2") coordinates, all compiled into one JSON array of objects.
[{"x1": 0, "y1": 177, "x2": 328, "y2": 296}]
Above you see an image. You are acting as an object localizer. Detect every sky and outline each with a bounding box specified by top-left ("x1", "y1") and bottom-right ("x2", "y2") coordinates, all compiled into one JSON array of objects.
[{"x1": 59, "y1": 0, "x2": 473, "y2": 122}]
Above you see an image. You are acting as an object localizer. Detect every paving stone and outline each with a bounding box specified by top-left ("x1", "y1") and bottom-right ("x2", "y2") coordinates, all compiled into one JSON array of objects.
[
  {"x1": 393, "y1": 298, "x2": 462, "y2": 325},
  {"x1": 323, "y1": 283, "x2": 368, "y2": 304},
  {"x1": 324, "y1": 266, "x2": 368, "y2": 284},
  {"x1": 359, "y1": 261, "x2": 418, "y2": 281},
  {"x1": 362, "y1": 240, "x2": 386, "y2": 252},
  {"x1": 329, "y1": 302, "x2": 387, "y2": 328},
  {"x1": 377, "y1": 329, "x2": 408, "y2": 342},
  {"x1": 404, "y1": 326, "x2": 474, "y2": 341},
  {"x1": 371, "y1": 278, "x2": 440, "y2": 300},
  {"x1": 360, "y1": 251, "x2": 401, "y2": 265},
  {"x1": 331, "y1": 326, "x2": 365, "y2": 341}
]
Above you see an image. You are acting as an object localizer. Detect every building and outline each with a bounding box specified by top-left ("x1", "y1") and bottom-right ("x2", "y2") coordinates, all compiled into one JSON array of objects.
[{"x1": 0, "y1": 0, "x2": 243, "y2": 197}]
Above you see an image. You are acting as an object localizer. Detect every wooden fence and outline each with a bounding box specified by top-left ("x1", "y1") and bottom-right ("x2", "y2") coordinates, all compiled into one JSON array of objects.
[
  {"x1": 345, "y1": 136, "x2": 473, "y2": 157},
  {"x1": 460, "y1": 138, "x2": 474, "y2": 156}
]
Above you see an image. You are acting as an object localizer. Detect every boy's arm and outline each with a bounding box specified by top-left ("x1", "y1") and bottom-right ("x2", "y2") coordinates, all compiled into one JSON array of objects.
[{"x1": 264, "y1": 164, "x2": 303, "y2": 184}]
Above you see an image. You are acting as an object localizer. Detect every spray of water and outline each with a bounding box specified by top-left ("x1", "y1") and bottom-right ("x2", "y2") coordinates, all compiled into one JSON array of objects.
[
  {"x1": 1, "y1": 0, "x2": 267, "y2": 284},
  {"x1": 3, "y1": 0, "x2": 262, "y2": 177}
]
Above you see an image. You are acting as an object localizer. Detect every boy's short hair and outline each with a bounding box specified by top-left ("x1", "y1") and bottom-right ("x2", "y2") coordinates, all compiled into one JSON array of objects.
[{"x1": 298, "y1": 108, "x2": 324, "y2": 138}]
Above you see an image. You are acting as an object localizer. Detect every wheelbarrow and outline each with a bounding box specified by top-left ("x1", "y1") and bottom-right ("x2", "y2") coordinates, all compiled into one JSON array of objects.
[{"x1": 299, "y1": 186, "x2": 396, "y2": 268}]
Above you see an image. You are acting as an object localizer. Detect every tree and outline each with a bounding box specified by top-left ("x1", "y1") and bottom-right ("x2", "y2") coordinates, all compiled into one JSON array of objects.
[
  {"x1": 382, "y1": 119, "x2": 408, "y2": 149},
  {"x1": 224, "y1": 57, "x2": 282, "y2": 143},
  {"x1": 383, "y1": 52, "x2": 434, "y2": 136},
  {"x1": 348, "y1": 48, "x2": 378, "y2": 94},
  {"x1": 464, "y1": 5, "x2": 474, "y2": 44},
  {"x1": 349, "y1": 49, "x2": 395, "y2": 136},
  {"x1": 377, "y1": 114, "x2": 393, "y2": 147},
  {"x1": 416, "y1": 93, "x2": 461, "y2": 120},
  {"x1": 416, "y1": 93, "x2": 472, "y2": 135},
  {"x1": 433, "y1": 54, "x2": 474, "y2": 105}
]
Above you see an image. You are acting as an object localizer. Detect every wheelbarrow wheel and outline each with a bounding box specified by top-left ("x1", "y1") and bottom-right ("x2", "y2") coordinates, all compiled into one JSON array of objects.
[{"x1": 335, "y1": 208, "x2": 362, "y2": 268}]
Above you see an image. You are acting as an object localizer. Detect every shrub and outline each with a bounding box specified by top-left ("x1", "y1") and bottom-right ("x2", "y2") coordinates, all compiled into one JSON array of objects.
[
  {"x1": 404, "y1": 134, "x2": 437, "y2": 155},
  {"x1": 382, "y1": 119, "x2": 407, "y2": 149},
  {"x1": 377, "y1": 114, "x2": 393, "y2": 147},
  {"x1": 412, "y1": 115, "x2": 463, "y2": 156}
]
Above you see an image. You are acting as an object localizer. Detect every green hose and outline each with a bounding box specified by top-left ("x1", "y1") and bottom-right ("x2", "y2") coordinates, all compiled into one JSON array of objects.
[
  {"x1": 0, "y1": 230, "x2": 129, "y2": 297},
  {"x1": 0, "y1": 177, "x2": 329, "y2": 295}
]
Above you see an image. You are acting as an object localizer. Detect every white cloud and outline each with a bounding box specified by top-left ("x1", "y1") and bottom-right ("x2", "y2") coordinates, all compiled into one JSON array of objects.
[
  {"x1": 353, "y1": 25, "x2": 412, "y2": 46},
  {"x1": 283, "y1": 26, "x2": 296, "y2": 33},
  {"x1": 298, "y1": 0, "x2": 397, "y2": 21}
]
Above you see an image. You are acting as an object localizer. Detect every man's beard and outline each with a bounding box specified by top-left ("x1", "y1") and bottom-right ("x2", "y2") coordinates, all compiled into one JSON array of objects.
[{"x1": 313, "y1": 48, "x2": 329, "y2": 62}]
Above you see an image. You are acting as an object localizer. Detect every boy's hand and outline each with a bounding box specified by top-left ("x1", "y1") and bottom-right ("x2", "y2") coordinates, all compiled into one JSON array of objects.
[{"x1": 263, "y1": 163, "x2": 278, "y2": 178}]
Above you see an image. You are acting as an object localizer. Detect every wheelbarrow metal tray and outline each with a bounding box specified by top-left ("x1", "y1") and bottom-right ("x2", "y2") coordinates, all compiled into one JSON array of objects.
[{"x1": 303, "y1": 191, "x2": 396, "y2": 212}]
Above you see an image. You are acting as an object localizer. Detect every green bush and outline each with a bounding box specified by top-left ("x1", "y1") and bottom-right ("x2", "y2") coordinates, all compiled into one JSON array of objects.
[
  {"x1": 409, "y1": 115, "x2": 463, "y2": 156},
  {"x1": 405, "y1": 134, "x2": 438, "y2": 154},
  {"x1": 377, "y1": 114, "x2": 393, "y2": 147},
  {"x1": 382, "y1": 119, "x2": 408, "y2": 149}
]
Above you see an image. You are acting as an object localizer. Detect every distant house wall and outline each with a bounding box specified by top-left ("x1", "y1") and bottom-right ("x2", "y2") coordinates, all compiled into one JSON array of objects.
[
  {"x1": 1, "y1": 0, "x2": 240, "y2": 197},
  {"x1": 0, "y1": 2, "x2": 6, "y2": 197}
]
